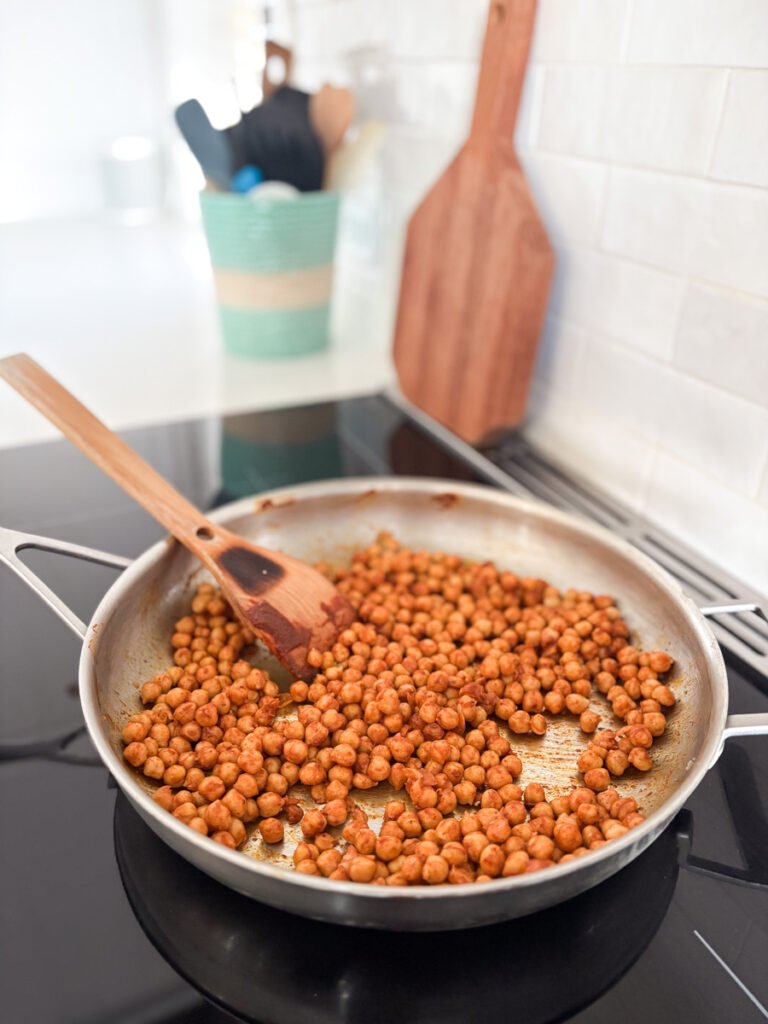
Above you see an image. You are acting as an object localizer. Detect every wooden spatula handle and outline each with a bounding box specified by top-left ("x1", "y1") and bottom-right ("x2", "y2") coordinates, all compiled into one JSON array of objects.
[
  {"x1": 0, "y1": 354, "x2": 215, "y2": 548},
  {"x1": 470, "y1": 0, "x2": 538, "y2": 140}
]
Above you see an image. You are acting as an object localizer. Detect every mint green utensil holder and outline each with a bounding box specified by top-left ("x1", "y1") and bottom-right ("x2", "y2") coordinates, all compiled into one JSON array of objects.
[{"x1": 200, "y1": 190, "x2": 340, "y2": 358}]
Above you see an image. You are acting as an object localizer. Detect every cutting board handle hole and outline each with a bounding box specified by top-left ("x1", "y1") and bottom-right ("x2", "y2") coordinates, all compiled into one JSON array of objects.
[{"x1": 196, "y1": 526, "x2": 214, "y2": 541}]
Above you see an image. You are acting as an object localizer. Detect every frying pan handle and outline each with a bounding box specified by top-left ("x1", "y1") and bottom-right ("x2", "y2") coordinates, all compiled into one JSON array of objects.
[
  {"x1": 699, "y1": 601, "x2": 768, "y2": 760},
  {"x1": 0, "y1": 525, "x2": 131, "y2": 640}
]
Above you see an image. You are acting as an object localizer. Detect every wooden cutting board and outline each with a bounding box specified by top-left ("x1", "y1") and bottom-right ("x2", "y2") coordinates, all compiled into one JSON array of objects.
[{"x1": 393, "y1": 0, "x2": 553, "y2": 444}]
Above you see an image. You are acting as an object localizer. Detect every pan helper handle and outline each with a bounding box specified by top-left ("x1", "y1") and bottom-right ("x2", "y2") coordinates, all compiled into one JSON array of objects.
[
  {"x1": 700, "y1": 601, "x2": 768, "y2": 762},
  {"x1": 0, "y1": 526, "x2": 131, "y2": 640}
]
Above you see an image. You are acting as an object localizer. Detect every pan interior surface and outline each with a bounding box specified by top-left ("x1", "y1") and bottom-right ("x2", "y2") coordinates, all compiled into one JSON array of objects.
[{"x1": 85, "y1": 480, "x2": 723, "y2": 905}]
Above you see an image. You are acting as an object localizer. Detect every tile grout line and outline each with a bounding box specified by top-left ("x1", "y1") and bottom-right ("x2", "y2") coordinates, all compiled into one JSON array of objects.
[
  {"x1": 618, "y1": 0, "x2": 635, "y2": 63},
  {"x1": 530, "y1": 143, "x2": 768, "y2": 193},
  {"x1": 704, "y1": 69, "x2": 732, "y2": 176},
  {"x1": 693, "y1": 930, "x2": 768, "y2": 1020},
  {"x1": 636, "y1": 442, "x2": 659, "y2": 514},
  {"x1": 595, "y1": 164, "x2": 613, "y2": 251},
  {"x1": 297, "y1": 54, "x2": 768, "y2": 73},
  {"x1": 666, "y1": 267, "x2": 690, "y2": 366},
  {"x1": 546, "y1": 236, "x2": 768, "y2": 302},
  {"x1": 755, "y1": 449, "x2": 768, "y2": 504}
]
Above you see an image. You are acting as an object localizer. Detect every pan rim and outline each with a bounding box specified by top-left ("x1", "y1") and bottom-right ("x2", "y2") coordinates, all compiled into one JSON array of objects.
[{"x1": 79, "y1": 476, "x2": 728, "y2": 905}]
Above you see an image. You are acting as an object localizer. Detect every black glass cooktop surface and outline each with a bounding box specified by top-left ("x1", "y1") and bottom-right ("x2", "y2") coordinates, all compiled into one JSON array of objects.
[{"x1": 1, "y1": 394, "x2": 766, "y2": 1024}]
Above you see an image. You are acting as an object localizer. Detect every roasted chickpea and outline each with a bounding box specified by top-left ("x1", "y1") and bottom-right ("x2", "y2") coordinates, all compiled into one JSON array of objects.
[
  {"x1": 375, "y1": 835, "x2": 403, "y2": 862},
  {"x1": 435, "y1": 817, "x2": 462, "y2": 844},
  {"x1": 316, "y1": 849, "x2": 343, "y2": 877},
  {"x1": 256, "y1": 792, "x2": 284, "y2": 818},
  {"x1": 583, "y1": 768, "x2": 611, "y2": 792},
  {"x1": 528, "y1": 834, "x2": 555, "y2": 860},
  {"x1": 628, "y1": 747, "x2": 653, "y2": 771},
  {"x1": 259, "y1": 818, "x2": 284, "y2": 844},
  {"x1": 478, "y1": 843, "x2": 504, "y2": 878},
  {"x1": 212, "y1": 830, "x2": 237, "y2": 849},
  {"x1": 605, "y1": 749, "x2": 629, "y2": 776},
  {"x1": 422, "y1": 855, "x2": 449, "y2": 884},
  {"x1": 300, "y1": 809, "x2": 327, "y2": 838},
  {"x1": 553, "y1": 821, "x2": 582, "y2": 853},
  {"x1": 579, "y1": 710, "x2": 600, "y2": 733},
  {"x1": 143, "y1": 756, "x2": 165, "y2": 780},
  {"x1": 502, "y1": 850, "x2": 529, "y2": 876},
  {"x1": 321, "y1": 798, "x2": 347, "y2": 826},
  {"x1": 205, "y1": 800, "x2": 232, "y2": 832},
  {"x1": 123, "y1": 741, "x2": 148, "y2": 767},
  {"x1": 349, "y1": 856, "x2": 377, "y2": 883}
]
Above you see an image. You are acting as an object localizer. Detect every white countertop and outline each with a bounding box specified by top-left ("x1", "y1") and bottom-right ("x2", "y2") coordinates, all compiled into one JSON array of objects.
[{"x1": 0, "y1": 218, "x2": 395, "y2": 449}]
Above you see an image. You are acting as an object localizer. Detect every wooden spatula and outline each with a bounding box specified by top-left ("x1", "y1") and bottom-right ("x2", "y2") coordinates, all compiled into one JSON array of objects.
[
  {"x1": 393, "y1": 0, "x2": 553, "y2": 444},
  {"x1": 0, "y1": 354, "x2": 354, "y2": 680}
]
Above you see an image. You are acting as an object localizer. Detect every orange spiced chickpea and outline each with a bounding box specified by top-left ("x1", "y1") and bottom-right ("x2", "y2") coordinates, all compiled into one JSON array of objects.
[{"x1": 259, "y1": 818, "x2": 284, "y2": 844}]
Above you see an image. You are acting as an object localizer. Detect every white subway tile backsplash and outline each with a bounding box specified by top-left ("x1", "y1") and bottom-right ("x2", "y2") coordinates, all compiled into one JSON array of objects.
[
  {"x1": 391, "y1": 0, "x2": 485, "y2": 60},
  {"x1": 532, "y1": 0, "x2": 630, "y2": 63},
  {"x1": 759, "y1": 460, "x2": 768, "y2": 506},
  {"x1": 294, "y1": 0, "x2": 395, "y2": 58},
  {"x1": 540, "y1": 67, "x2": 727, "y2": 174},
  {"x1": 380, "y1": 126, "x2": 460, "y2": 194},
  {"x1": 649, "y1": 372, "x2": 768, "y2": 495},
  {"x1": 522, "y1": 152, "x2": 608, "y2": 245},
  {"x1": 644, "y1": 453, "x2": 768, "y2": 594},
  {"x1": 566, "y1": 420, "x2": 656, "y2": 512},
  {"x1": 538, "y1": 66, "x2": 606, "y2": 157},
  {"x1": 392, "y1": 62, "x2": 478, "y2": 135},
  {"x1": 549, "y1": 249, "x2": 685, "y2": 361},
  {"x1": 577, "y1": 335, "x2": 768, "y2": 493},
  {"x1": 602, "y1": 170, "x2": 768, "y2": 300},
  {"x1": 290, "y1": 0, "x2": 768, "y2": 594},
  {"x1": 524, "y1": 389, "x2": 594, "y2": 468},
  {"x1": 673, "y1": 285, "x2": 768, "y2": 409},
  {"x1": 533, "y1": 316, "x2": 588, "y2": 394},
  {"x1": 627, "y1": 0, "x2": 768, "y2": 68},
  {"x1": 603, "y1": 68, "x2": 727, "y2": 174},
  {"x1": 515, "y1": 64, "x2": 545, "y2": 152},
  {"x1": 711, "y1": 71, "x2": 768, "y2": 188},
  {"x1": 526, "y1": 391, "x2": 657, "y2": 511},
  {"x1": 578, "y1": 338, "x2": 666, "y2": 441}
]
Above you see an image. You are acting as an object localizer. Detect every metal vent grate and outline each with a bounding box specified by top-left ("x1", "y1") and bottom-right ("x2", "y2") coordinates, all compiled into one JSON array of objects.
[{"x1": 388, "y1": 391, "x2": 768, "y2": 679}]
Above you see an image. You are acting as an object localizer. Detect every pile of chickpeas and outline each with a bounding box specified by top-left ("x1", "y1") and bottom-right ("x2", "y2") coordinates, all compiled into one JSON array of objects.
[{"x1": 121, "y1": 533, "x2": 677, "y2": 885}]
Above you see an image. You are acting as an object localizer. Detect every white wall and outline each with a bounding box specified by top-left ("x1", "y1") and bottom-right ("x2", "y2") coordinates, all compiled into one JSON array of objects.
[
  {"x1": 0, "y1": 0, "x2": 288, "y2": 222},
  {"x1": 290, "y1": 0, "x2": 768, "y2": 594},
  {"x1": 0, "y1": 0, "x2": 167, "y2": 220}
]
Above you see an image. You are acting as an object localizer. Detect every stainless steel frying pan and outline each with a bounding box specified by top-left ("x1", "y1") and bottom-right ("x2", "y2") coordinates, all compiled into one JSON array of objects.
[{"x1": 2, "y1": 478, "x2": 766, "y2": 930}]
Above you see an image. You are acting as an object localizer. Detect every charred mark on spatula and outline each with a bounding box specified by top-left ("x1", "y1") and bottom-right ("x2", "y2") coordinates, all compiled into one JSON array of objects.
[{"x1": 217, "y1": 547, "x2": 285, "y2": 593}]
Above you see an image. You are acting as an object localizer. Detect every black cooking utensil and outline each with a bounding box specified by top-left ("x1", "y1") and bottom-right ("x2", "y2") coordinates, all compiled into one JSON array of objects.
[
  {"x1": 174, "y1": 99, "x2": 235, "y2": 190},
  {"x1": 175, "y1": 87, "x2": 324, "y2": 192},
  {"x1": 228, "y1": 86, "x2": 324, "y2": 192}
]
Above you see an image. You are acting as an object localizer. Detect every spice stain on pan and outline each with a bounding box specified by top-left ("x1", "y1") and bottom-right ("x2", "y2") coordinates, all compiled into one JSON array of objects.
[
  {"x1": 252, "y1": 496, "x2": 295, "y2": 514},
  {"x1": 87, "y1": 622, "x2": 102, "y2": 655}
]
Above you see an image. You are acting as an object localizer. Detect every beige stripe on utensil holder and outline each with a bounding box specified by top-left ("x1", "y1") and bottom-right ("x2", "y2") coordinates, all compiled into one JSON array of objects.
[{"x1": 213, "y1": 265, "x2": 334, "y2": 311}]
